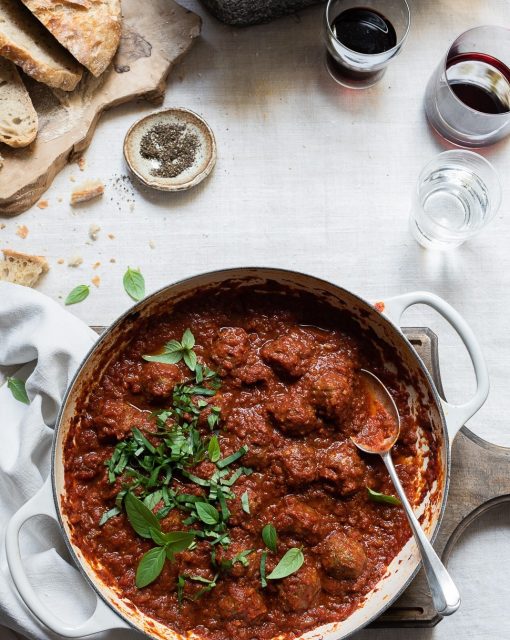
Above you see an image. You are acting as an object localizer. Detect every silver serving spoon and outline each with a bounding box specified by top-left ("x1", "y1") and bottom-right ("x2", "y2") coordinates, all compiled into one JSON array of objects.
[{"x1": 351, "y1": 369, "x2": 461, "y2": 617}]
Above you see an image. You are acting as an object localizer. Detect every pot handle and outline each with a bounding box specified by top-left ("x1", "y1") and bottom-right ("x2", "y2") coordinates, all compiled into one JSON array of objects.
[
  {"x1": 5, "y1": 477, "x2": 130, "y2": 637},
  {"x1": 381, "y1": 291, "x2": 489, "y2": 442}
]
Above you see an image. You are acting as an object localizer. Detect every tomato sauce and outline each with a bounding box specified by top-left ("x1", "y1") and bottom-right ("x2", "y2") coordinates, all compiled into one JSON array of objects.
[{"x1": 63, "y1": 286, "x2": 439, "y2": 640}]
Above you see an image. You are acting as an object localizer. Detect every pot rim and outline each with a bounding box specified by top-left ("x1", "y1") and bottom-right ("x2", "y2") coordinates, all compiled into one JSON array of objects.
[{"x1": 51, "y1": 266, "x2": 451, "y2": 640}]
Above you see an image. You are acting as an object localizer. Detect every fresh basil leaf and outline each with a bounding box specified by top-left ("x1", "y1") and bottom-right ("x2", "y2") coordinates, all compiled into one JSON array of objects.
[
  {"x1": 267, "y1": 548, "x2": 304, "y2": 580},
  {"x1": 99, "y1": 506, "x2": 120, "y2": 526},
  {"x1": 165, "y1": 339, "x2": 184, "y2": 353},
  {"x1": 135, "y1": 546, "x2": 166, "y2": 588},
  {"x1": 123, "y1": 267, "x2": 145, "y2": 301},
  {"x1": 6, "y1": 377, "x2": 29, "y2": 405},
  {"x1": 367, "y1": 487, "x2": 401, "y2": 506},
  {"x1": 150, "y1": 527, "x2": 168, "y2": 547},
  {"x1": 125, "y1": 492, "x2": 161, "y2": 539},
  {"x1": 262, "y1": 524, "x2": 278, "y2": 552},
  {"x1": 183, "y1": 349, "x2": 197, "y2": 372},
  {"x1": 208, "y1": 435, "x2": 221, "y2": 463},
  {"x1": 65, "y1": 284, "x2": 90, "y2": 306},
  {"x1": 143, "y1": 490, "x2": 163, "y2": 511},
  {"x1": 195, "y1": 502, "x2": 220, "y2": 525},
  {"x1": 164, "y1": 531, "x2": 197, "y2": 553},
  {"x1": 241, "y1": 491, "x2": 250, "y2": 514},
  {"x1": 217, "y1": 445, "x2": 249, "y2": 469},
  {"x1": 181, "y1": 329, "x2": 195, "y2": 350},
  {"x1": 142, "y1": 351, "x2": 183, "y2": 365},
  {"x1": 260, "y1": 551, "x2": 268, "y2": 588}
]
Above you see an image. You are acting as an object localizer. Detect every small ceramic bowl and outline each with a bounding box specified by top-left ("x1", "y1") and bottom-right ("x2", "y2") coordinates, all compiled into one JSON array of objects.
[{"x1": 123, "y1": 108, "x2": 216, "y2": 192}]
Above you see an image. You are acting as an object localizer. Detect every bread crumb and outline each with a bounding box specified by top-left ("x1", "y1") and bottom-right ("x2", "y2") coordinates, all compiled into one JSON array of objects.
[
  {"x1": 0, "y1": 223, "x2": 5, "y2": 230},
  {"x1": 89, "y1": 224, "x2": 101, "y2": 240},
  {"x1": 57, "y1": 258, "x2": 65, "y2": 264},
  {"x1": 70, "y1": 176, "x2": 76, "y2": 182},
  {"x1": 68, "y1": 255, "x2": 83, "y2": 267},
  {"x1": 71, "y1": 180, "x2": 105, "y2": 206},
  {"x1": 92, "y1": 261, "x2": 101, "y2": 269},
  {"x1": 16, "y1": 225, "x2": 29, "y2": 239},
  {"x1": 108, "y1": 233, "x2": 115, "y2": 239},
  {"x1": 77, "y1": 156, "x2": 86, "y2": 171},
  {"x1": 58, "y1": 197, "x2": 63, "y2": 203},
  {"x1": 91, "y1": 275, "x2": 101, "y2": 288},
  {"x1": 109, "y1": 258, "x2": 116, "y2": 263},
  {"x1": 149, "y1": 240, "x2": 156, "y2": 249},
  {"x1": 37, "y1": 200, "x2": 49, "y2": 209}
]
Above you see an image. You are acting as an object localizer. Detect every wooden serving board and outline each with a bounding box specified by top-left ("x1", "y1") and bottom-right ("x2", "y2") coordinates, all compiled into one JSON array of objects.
[
  {"x1": 90, "y1": 325, "x2": 510, "y2": 628},
  {"x1": 0, "y1": 0, "x2": 201, "y2": 217}
]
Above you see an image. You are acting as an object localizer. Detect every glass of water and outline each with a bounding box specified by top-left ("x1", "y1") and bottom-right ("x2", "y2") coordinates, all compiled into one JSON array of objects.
[{"x1": 409, "y1": 151, "x2": 501, "y2": 250}]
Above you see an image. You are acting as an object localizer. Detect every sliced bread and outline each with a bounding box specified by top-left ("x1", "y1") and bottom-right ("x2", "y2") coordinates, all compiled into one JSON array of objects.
[
  {"x1": 20, "y1": 0, "x2": 122, "y2": 77},
  {"x1": 0, "y1": 0, "x2": 82, "y2": 91},
  {"x1": 0, "y1": 57, "x2": 38, "y2": 148},
  {"x1": 0, "y1": 248, "x2": 49, "y2": 287}
]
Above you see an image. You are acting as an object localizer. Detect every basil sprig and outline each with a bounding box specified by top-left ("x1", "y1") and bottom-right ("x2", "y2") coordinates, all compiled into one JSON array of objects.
[
  {"x1": 124, "y1": 492, "x2": 196, "y2": 588},
  {"x1": 143, "y1": 328, "x2": 197, "y2": 371},
  {"x1": 6, "y1": 377, "x2": 29, "y2": 404},
  {"x1": 65, "y1": 284, "x2": 90, "y2": 306},
  {"x1": 367, "y1": 487, "x2": 401, "y2": 506},
  {"x1": 266, "y1": 548, "x2": 304, "y2": 580},
  {"x1": 123, "y1": 267, "x2": 145, "y2": 301}
]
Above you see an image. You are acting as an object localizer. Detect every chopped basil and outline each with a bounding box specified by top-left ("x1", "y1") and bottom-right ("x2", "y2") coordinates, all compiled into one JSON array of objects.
[
  {"x1": 367, "y1": 487, "x2": 401, "y2": 506},
  {"x1": 217, "y1": 445, "x2": 249, "y2": 469},
  {"x1": 241, "y1": 491, "x2": 250, "y2": 514},
  {"x1": 65, "y1": 284, "x2": 90, "y2": 306},
  {"x1": 267, "y1": 548, "x2": 304, "y2": 580},
  {"x1": 123, "y1": 267, "x2": 145, "y2": 301},
  {"x1": 6, "y1": 377, "x2": 29, "y2": 404},
  {"x1": 260, "y1": 551, "x2": 268, "y2": 588},
  {"x1": 99, "y1": 506, "x2": 120, "y2": 526},
  {"x1": 262, "y1": 524, "x2": 278, "y2": 552}
]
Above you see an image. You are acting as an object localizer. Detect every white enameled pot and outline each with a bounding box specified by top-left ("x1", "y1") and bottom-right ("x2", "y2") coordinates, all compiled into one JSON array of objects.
[{"x1": 5, "y1": 268, "x2": 489, "y2": 640}]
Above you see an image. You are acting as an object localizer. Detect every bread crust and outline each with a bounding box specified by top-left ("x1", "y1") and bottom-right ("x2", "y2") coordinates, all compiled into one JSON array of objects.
[
  {"x1": 0, "y1": 0, "x2": 83, "y2": 91},
  {"x1": 21, "y1": 0, "x2": 122, "y2": 77}
]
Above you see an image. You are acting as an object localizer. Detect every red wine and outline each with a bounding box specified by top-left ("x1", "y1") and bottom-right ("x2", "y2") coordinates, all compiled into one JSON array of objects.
[
  {"x1": 331, "y1": 7, "x2": 397, "y2": 55},
  {"x1": 447, "y1": 53, "x2": 510, "y2": 115}
]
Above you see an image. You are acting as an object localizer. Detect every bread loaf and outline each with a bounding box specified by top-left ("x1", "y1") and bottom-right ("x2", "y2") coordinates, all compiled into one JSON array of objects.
[
  {"x1": 0, "y1": 58, "x2": 38, "y2": 148},
  {"x1": 0, "y1": 0, "x2": 82, "y2": 91},
  {"x1": 20, "y1": 0, "x2": 122, "y2": 77}
]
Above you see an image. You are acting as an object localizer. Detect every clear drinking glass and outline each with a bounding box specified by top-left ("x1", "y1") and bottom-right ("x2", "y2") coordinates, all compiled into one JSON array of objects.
[
  {"x1": 425, "y1": 26, "x2": 510, "y2": 147},
  {"x1": 324, "y1": 0, "x2": 410, "y2": 89},
  {"x1": 409, "y1": 151, "x2": 501, "y2": 250}
]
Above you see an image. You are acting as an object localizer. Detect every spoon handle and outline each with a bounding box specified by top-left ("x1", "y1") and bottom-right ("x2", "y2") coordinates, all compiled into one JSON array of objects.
[{"x1": 381, "y1": 451, "x2": 461, "y2": 616}]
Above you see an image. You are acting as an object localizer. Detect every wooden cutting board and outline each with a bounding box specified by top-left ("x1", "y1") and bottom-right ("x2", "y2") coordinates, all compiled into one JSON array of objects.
[{"x1": 0, "y1": 0, "x2": 201, "y2": 217}]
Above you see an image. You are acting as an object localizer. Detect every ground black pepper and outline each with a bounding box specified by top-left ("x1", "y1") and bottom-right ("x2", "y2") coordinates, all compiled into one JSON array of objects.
[{"x1": 139, "y1": 123, "x2": 199, "y2": 179}]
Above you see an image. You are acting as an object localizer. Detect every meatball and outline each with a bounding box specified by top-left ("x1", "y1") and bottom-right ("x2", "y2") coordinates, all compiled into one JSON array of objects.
[
  {"x1": 274, "y1": 496, "x2": 325, "y2": 543},
  {"x1": 216, "y1": 584, "x2": 267, "y2": 622},
  {"x1": 319, "y1": 531, "x2": 367, "y2": 579},
  {"x1": 277, "y1": 561, "x2": 321, "y2": 612},
  {"x1": 319, "y1": 441, "x2": 366, "y2": 496},
  {"x1": 267, "y1": 392, "x2": 319, "y2": 436},
  {"x1": 260, "y1": 330, "x2": 315, "y2": 378},
  {"x1": 92, "y1": 399, "x2": 153, "y2": 442},
  {"x1": 310, "y1": 369, "x2": 355, "y2": 424},
  {"x1": 210, "y1": 327, "x2": 249, "y2": 373},
  {"x1": 136, "y1": 361, "x2": 184, "y2": 398},
  {"x1": 278, "y1": 443, "x2": 319, "y2": 487},
  {"x1": 70, "y1": 452, "x2": 101, "y2": 481},
  {"x1": 234, "y1": 353, "x2": 272, "y2": 386}
]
